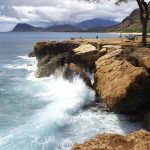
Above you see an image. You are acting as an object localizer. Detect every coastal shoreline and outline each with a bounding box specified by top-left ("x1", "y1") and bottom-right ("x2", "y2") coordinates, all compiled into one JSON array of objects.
[{"x1": 29, "y1": 37, "x2": 150, "y2": 149}]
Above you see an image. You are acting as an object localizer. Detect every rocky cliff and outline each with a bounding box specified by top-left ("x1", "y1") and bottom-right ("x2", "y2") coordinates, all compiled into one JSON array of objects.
[
  {"x1": 30, "y1": 38, "x2": 150, "y2": 149},
  {"x1": 32, "y1": 40, "x2": 150, "y2": 111},
  {"x1": 30, "y1": 38, "x2": 150, "y2": 130}
]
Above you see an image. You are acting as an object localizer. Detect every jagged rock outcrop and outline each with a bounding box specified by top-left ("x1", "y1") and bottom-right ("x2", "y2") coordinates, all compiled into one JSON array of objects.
[
  {"x1": 71, "y1": 44, "x2": 104, "y2": 70},
  {"x1": 63, "y1": 63, "x2": 93, "y2": 88},
  {"x1": 72, "y1": 130, "x2": 150, "y2": 150},
  {"x1": 34, "y1": 41, "x2": 80, "y2": 78},
  {"x1": 94, "y1": 49, "x2": 150, "y2": 113},
  {"x1": 36, "y1": 53, "x2": 67, "y2": 78},
  {"x1": 32, "y1": 40, "x2": 150, "y2": 115},
  {"x1": 34, "y1": 41, "x2": 80, "y2": 60}
]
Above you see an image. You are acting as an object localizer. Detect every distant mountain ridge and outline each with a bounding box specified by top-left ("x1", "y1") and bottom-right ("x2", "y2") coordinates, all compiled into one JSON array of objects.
[
  {"x1": 12, "y1": 23, "x2": 44, "y2": 32},
  {"x1": 11, "y1": 18, "x2": 118, "y2": 32},
  {"x1": 77, "y1": 19, "x2": 118, "y2": 29},
  {"x1": 45, "y1": 24, "x2": 81, "y2": 32}
]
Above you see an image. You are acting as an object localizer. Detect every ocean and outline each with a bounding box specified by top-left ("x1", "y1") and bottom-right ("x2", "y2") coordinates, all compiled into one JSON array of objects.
[{"x1": 0, "y1": 32, "x2": 142, "y2": 150}]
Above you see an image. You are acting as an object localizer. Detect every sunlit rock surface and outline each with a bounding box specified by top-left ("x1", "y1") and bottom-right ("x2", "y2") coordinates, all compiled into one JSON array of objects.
[
  {"x1": 71, "y1": 44, "x2": 102, "y2": 69},
  {"x1": 72, "y1": 130, "x2": 150, "y2": 150},
  {"x1": 95, "y1": 49, "x2": 150, "y2": 113}
]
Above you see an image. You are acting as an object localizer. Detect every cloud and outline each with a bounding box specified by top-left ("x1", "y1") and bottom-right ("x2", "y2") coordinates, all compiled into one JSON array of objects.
[{"x1": 0, "y1": 0, "x2": 138, "y2": 31}]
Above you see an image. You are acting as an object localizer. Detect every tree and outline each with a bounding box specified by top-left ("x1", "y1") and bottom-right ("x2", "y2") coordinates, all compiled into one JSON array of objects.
[
  {"x1": 85, "y1": 0, "x2": 150, "y2": 47},
  {"x1": 136, "y1": 0, "x2": 150, "y2": 47}
]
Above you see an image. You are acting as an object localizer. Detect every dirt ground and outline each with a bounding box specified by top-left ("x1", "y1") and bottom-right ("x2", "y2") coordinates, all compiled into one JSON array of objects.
[{"x1": 70, "y1": 37, "x2": 150, "y2": 47}]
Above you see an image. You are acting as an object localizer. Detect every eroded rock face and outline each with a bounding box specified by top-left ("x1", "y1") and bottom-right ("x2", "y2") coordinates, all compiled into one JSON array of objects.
[
  {"x1": 34, "y1": 41, "x2": 80, "y2": 60},
  {"x1": 63, "y1": 63, "x2": 93, "y2": 88},
  {"x1": 133, "y1": 48, "x2": 150, "y2": 73},
  {"x1": 37, "y1": 55, "x2": 52, "y2": 68},
  {"x1": 72, "y1": 130, "x2": 150, "y2": 150},
  {"x1": 36, "y1": 53, "x2": 67, "y2": 78},
  {"x1": 94, "y1": 49, "x2": 150, "y2": 113},
  {"x1": 71, "y1": 44, "x2": 104, "y2": 70}
]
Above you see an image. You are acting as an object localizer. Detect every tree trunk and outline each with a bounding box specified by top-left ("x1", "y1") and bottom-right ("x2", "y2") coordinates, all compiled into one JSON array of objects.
[
  {"x1": 136, "y1": 0, "x2": 149, "y2": 47},
  {"x1": 142, "y1": 21, "x2": 148, "y2": 47}
]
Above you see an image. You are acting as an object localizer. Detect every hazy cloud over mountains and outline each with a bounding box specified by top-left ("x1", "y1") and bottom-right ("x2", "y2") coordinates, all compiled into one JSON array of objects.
[{"x1": 0, "y1": 0, "x2": 137, "y2": 31}]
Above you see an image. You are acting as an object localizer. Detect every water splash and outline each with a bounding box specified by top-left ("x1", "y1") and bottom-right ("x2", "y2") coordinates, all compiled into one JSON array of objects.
[{"x1": 0, "y1": 55, "x2": 142, "y2": 150}]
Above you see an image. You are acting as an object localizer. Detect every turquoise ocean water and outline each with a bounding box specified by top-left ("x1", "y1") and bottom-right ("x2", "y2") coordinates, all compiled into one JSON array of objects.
[{"x1": 0, "y1": 32, "x2": 141, "y2": 150}]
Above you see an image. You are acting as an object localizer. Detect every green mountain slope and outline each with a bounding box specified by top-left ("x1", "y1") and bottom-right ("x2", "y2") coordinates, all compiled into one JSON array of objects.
[{"x1": 109, "y1": 7, "x2": 150, "y2": 33}]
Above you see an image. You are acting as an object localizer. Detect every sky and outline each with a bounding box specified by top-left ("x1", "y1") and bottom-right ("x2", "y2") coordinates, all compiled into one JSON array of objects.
[{"x1": 0, "y1": 0, "x2": 138, "y2": 32}]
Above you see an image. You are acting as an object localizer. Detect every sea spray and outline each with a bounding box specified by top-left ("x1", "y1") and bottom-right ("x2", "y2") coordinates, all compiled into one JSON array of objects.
[
  {"x1": 0, "y1": 61, "x2": 96, "y2": 149},
  {"x1": 0, "y1": 56, "x2": 142, "y2": 150}
]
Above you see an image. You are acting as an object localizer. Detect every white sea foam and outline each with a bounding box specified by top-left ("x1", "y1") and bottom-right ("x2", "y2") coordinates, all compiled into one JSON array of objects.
[
  {"x1": 0, "y1": 54, "x2": 142, "y2": 150},
  {"x1": 0, "y1": 74, "x2": 96, "y2": 149},
  {"x1": 2, "y1": 55, "x2": 37, "y2": 72},
  {"x1": 17, "y1": 55, "x2": 35, "y2": 61}
]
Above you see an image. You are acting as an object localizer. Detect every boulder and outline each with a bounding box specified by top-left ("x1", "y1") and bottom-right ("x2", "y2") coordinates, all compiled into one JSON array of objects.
[
  {"x1": 36, "y1": 54, "x2": 67, "y2": 78},
  {"x1": 72, "y1": 130, "x2": 150, "y2": 150},
  {"x1": 94, "y1": 49, "x2": 150, "y2": 113},
  {"x1": 63, "y1": 63, "x2": 93, "y2": 88},
  {"x1": 133, "y1": 48, "x2": 150, "y2": 73},
  {"x1": 71, "y1": 44, "x2": 104, "y2": 70}
]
